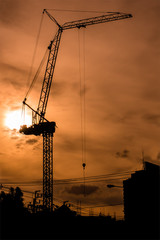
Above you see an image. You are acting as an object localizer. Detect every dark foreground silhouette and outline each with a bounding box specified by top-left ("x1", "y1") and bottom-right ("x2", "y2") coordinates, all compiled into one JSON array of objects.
[{"x1": 0, "y1": 187, "x2": 159, "y2": 239}]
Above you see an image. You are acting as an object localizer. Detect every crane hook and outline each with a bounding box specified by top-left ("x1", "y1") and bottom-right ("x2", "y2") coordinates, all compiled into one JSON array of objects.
[{"x1": 82, "y1": 163, "x2": 86, "y2": 169}]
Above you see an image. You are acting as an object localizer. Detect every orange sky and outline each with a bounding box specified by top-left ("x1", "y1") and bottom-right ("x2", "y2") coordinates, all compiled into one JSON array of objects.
[{"x1": 0, "y1": 0, "x2": 160, "y2": 217}]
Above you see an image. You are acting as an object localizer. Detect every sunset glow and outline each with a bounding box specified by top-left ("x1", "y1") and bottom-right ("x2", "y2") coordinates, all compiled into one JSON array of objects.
[
  {"x1": 5, "y1": 110, "x2": 31, "y2": 130},
  {"x1": 0, "y1": 0, "x2": 160, "y2": 225}
]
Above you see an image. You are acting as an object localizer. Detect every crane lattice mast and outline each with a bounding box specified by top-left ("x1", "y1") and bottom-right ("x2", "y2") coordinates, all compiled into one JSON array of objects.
[{"x1": 20, "y1": 10, "x2": 132, "y2": 211}]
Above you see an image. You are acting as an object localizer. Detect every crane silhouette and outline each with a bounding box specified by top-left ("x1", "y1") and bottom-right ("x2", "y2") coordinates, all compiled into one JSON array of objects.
[{"x1": 20, "y1": 9, "x2": 132, "y2": 211}]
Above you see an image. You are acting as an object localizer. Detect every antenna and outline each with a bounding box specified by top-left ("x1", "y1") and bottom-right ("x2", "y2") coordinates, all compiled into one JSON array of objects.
[{"x1": 142, "y1": 149, "x2": 145, "y2": 170}]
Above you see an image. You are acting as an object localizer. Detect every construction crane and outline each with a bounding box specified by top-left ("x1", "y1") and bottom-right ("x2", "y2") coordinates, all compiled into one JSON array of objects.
[{"x1": 20, "y1": 9, "x2": 132, "y2": 211}]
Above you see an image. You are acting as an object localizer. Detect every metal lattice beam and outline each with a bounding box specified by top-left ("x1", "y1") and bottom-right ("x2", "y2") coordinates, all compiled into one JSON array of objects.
[
  {"x1": 43, "y1": 132, "x2": 53, "y2": 211},
  {"x1": 33, "y1": 28, "x2": 63, "y2": 124},
  {"x1": 62, "y1": 12, "x2": 132, "y2": 30}
]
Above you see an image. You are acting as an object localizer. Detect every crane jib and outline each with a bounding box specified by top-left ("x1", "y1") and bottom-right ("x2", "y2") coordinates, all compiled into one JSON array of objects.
[
  {"x1": 34, "y1": 11, "x2": 132, "y2": 124},
  {"x1": 62, "y1": 13, "x2": 132, "y2": 30},
  {"x1": 35, "y1": 28, "x2": 62, "y2": 125}
]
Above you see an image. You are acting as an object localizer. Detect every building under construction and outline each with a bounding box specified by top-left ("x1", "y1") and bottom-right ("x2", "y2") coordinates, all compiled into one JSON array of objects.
[{"x1": 123, "y1": 161, "x2": 160, "y2": 233}]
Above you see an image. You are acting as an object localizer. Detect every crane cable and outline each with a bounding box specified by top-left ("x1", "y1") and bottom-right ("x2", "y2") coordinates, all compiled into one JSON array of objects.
[
  {"x1": 25, "y1": 11, "x2": 45, "y2": 98},
  {"x1": 21, "y1": 11, "x2": 47, "y2": 124},
  {"x1": 21, "y1": 48, "x2": 48, "y2": 124},
  {"x1": 24, "y1": 48, "x2": 48, "y2": 100},
  {"x1": 78, "y1": 28, "x2": 86, "y2": 196}
]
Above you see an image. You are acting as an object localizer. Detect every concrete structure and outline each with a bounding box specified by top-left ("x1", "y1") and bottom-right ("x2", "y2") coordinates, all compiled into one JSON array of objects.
[{"x1": 123, "y1": 161, "x2": 159, "y2": 231}]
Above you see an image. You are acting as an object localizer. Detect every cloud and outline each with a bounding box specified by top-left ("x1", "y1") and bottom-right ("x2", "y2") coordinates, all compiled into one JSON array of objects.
[
  {"x1": 50, "y1": 80, "x2": 69, "y2": 97},
  {"x1": 116, "y1": 150, "x2": 129, "y2": 158},
  {"x1": 10, "y1": 136, "x2": 19, "y2": 140},
  {"x1": 14, "y1": 138, "x2": 24, "y2": 149},
  {"x1": 26, "y1": 139, "x2": 38, "y2": 145},
  {"x1": 157, "y1": 152, "x2": 160, "y2": 160},
  {"x1": 0, "y1": 0, "x2": 160, "y2": 219},
  {"x1": 0, "y1": 0, "x2": 23, "y2": 26},
  {"x1": 0, "y1": 62, "x2": 24, "y2": 73},
  {"x1": 142, "y1": 114, "x2": 160, "y2": 127},
  {"x1": 0, "y1": 62, "x2": 27, "y2": 89},
  {"x1": 65, "y1": 184, "x2": 99, "y2": 196},
  {"x1": 16, "y1": 142, "x2": 23, "y2": 149}
]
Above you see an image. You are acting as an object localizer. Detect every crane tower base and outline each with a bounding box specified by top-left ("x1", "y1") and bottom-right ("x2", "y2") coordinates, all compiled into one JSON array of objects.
[{"x1": 19, "y1": 121, "x2": 55, "y2": 211}]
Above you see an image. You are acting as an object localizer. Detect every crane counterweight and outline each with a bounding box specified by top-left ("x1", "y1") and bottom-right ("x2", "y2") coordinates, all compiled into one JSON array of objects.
[{"x1": 20, "y1": 122, "x2": 56, "y2": 136}]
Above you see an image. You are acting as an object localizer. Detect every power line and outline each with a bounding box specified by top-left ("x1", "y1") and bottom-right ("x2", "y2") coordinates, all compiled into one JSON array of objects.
[
  {"x1": 81, "y1": 203, "x2": 123, "y2": 209},
  {"x1": 0, "y1": 175, "x2": 130, "y2": 186},
  {"x1": 0, "y1": 184, "x2": 123, "y2": 217},
  {"x1": 54, "y1": 171, "x2": 134, "y2": 182},
  {"x1": 53, "y1": 177, "x2": 128, "y2": 185},
  {"x1": 23, "y1": 195, "x2": 33, "y2": 199},
  {"x1": 0, "y1": 184, "x2": 34, "y2": 194},
  {"x1": 0, "y1": 170, "x2": 135, "y2": 185}
]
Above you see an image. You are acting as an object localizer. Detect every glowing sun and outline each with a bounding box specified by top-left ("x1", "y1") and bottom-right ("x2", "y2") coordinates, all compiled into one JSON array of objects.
[{"x1": 5, "y1": 110, "x2": 31, "y2": 130}]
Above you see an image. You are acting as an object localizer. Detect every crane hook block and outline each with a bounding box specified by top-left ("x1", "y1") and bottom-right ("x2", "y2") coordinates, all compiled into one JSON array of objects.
[{"x1": 82, "y1": 163, "x2": 86, "y2": 169}]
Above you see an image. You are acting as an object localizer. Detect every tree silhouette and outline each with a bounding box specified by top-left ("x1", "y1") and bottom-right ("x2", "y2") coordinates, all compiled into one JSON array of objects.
[{"x1": 0, "y1": 186, "x2": 28, "y2": 222}]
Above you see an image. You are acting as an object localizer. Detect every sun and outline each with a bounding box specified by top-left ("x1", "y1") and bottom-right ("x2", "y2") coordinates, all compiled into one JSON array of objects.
[{"x1": 5, "y1": 110, "x2": 31, "y2": 131}]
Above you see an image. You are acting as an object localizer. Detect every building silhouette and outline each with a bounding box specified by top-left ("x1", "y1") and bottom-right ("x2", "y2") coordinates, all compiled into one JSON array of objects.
[{"x1": 123, "y1": 161, "x2": 159, "y2": 234}]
